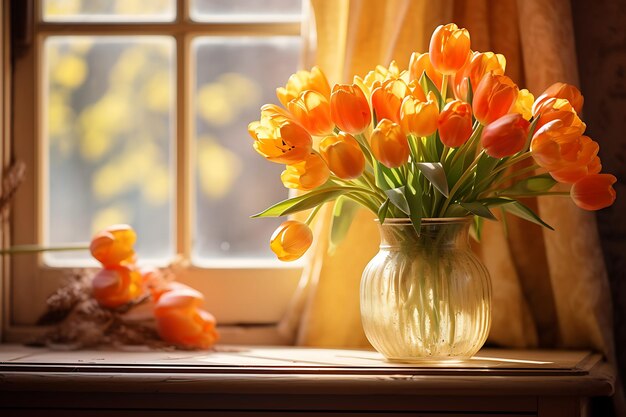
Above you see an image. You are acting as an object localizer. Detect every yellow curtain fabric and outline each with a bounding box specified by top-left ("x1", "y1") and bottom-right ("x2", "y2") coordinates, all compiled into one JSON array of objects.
[{"x1": 280, "y1": 0, "x2": 617, "y2": 373}]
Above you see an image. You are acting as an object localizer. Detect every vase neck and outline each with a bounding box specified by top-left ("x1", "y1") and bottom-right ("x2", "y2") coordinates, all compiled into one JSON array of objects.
[{"x1": 377, "y1": 218, "x2": 471, "y2": 249}]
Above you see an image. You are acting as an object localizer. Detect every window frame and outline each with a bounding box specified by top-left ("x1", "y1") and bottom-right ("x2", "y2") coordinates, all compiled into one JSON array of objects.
[{"x1": 3, "y1": 0, "x2": 312, "y2": 343}]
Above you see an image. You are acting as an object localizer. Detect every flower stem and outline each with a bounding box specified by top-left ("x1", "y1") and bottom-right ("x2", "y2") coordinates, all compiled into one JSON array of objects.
[
  {"x1": 439, "y1": 150, "x2": 485, "y2": 216},
  {"x1": 305, "y1": 204, "x2": 323, "y2": 226}
]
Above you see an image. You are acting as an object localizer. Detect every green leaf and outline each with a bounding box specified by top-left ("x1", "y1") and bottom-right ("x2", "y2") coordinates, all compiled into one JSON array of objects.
[
  {"x1": 329, "y1": 197, "x2": 360, "y2": 251},
  {"x1": 415, "y1": 162, "x2": 449, "y2": 197},
  {"x1": 460, "y1": 201, "x2": 497, "y2": 220},
  {"x1": 470, "y1": 215, "x2": 483, "y2": 242},
  {"x1": 418, "y1": 71, "x2": 443, "y2": 107},
  {"x1": 252, "y1": 187, "x2": 347, "y2": 218},
  {"x1": 466, "y1": 77, "x2": 474, "y2": 107},
  {"x1": 474, "y1": 153, "x2": 499, "y2": 188},
  {"x1": 405, "y1": 168, "x2": 423, "y2": 234},
  {"x1": 384, "y1": 186, "x2": 410, "y2": 215},
  {"x1": 375, "y1": 162, "x2": 403, "y2": 190},
  {"x1": 372, "y1": 108, "x2": 378, "y2": 128},
  {"x1": 377, "y1": 198, "x2": 390, "y2": 224},
  {"x1": 504, "y1": 200, "x2": 554, "y2": 230},
  {"x1": 520, "y1": 115, "x2": 541, "y2": 153},
  {"x1": 499, "y1": 173, "x2": 557, "y2": 197},
  {"x1": 479, "y1": 197, "x2": 516, "y2": 207},
  {"x1": 445, "y1": 203, "x2": 470, "y2": 217}
]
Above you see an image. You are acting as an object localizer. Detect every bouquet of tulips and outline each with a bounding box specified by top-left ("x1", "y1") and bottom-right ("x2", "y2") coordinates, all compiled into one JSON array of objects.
[{"x1": 249, "y1": 23, "x2": 617, "y2": 262}]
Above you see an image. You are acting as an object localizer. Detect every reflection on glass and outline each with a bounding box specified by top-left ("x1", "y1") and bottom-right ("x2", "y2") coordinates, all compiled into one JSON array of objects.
[
  {"x1": 192, "y1": 36, "x2": 300, "y2": 262},
  {"x1": 43, "y1": 0, "x2": 176, "y2": 22},
  {"x1": 44, "y1": 36, "x2": 175, "y2": 263},
  {"x1": 190, "y1": 0, "x2": 302, "y2": 22}
]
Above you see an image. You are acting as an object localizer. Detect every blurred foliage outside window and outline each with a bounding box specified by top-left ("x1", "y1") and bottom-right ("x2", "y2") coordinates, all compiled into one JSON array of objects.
[{"x1": 42, "y1": 0, "x2": 302, "y2": 264}]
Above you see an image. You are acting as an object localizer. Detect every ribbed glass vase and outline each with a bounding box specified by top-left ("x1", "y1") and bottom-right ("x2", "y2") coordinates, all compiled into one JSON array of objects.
[{"x1": 360, "y1": 217, "x2": 491, "y2": 362}]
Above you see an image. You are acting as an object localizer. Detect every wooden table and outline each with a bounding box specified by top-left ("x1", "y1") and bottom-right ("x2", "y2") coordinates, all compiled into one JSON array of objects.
[{"x1": 0, "y1": 345, "x2": 615, "y2": 416}]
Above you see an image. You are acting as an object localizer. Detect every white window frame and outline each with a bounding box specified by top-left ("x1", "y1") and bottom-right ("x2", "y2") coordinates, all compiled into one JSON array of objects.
[{"x1": 2, "y1": 0, "x2": 312, "y2": 344}]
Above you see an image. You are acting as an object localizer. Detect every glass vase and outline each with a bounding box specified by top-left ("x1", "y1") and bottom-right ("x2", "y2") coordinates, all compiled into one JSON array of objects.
[{"x1": 360, "y1": 217, "x2": 491, "y2": 362}]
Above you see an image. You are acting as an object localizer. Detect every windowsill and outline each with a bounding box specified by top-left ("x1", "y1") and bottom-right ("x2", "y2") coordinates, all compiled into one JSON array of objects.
[{"x1": 0, "y1": 344, "x2": 616, "y2": 416}]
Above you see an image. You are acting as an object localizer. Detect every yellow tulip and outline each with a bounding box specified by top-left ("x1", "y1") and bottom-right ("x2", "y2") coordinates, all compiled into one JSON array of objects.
[
  {"x1": 319, "y1": 132, "x2": 366, "y2": 179},
  {"x1": 281, "y1": 153, "x2": 330, "y2": 190},
  {"x1": 248, "y1": 115, "x2": 312, "y2": 164},
  {"x1": 400, "y1": 91, "x2": 439, "y2": 137},
  {"x1": 276, "y1": 66, "x2": 331, "y2": 108},
  {"x1": 288, "y1": 90, "x2": 334, "y2": 136},
  {"x1": 270, "y1": 220, "x2": 313, "y2": 262},
  {"x1": 370, "y1": 119, "x2": 409, "y2": 168}
]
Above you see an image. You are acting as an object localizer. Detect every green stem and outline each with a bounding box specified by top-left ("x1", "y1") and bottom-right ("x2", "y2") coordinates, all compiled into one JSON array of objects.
[
  {"x1": 497, "y1": 191, "x2": 570, "y2": 198},
  {"x1": 439, "y1": 150, "x2": 485, "y2": 216},
  {"x1": 304, "y1": 204, "x2": 323, "y2": 226},
  {"x1": 449, "y1": 123, "x2": 483, "y2": 168},
  {"x1": 490, "y1": 164, "x2": 541, "y2": 188},
  {"x1": 440, "y1": 74, "x2": 449, "y2": 105},
  {"x1": 0, "y1": 244, "x2": 90, "y2": 255}
]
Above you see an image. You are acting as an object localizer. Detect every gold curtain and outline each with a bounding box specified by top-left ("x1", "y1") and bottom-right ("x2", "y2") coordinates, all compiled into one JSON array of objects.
[{"x1": 279, "y1": 0, "x2": 617, "y2": 372}]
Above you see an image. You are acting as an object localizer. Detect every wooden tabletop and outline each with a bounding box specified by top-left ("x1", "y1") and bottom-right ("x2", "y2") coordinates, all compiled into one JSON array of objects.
[{"x1": 0, "y1": 344, "x2": 616, "y2": 416}]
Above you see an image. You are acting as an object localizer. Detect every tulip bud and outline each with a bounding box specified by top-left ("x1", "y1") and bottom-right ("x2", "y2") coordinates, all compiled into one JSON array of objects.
[
  {"x1": 571, "y1": 174, "x2": 617, "y2": 211},
  {"x1": 408, "y1": 52, "x2": 443, "y2": 88},
  {"x1": 277, "y1": 66, "x2": 331, "y2": 108},
  {"x1": 281, "y1": 153, "x2": 330, "y2": 190},
  {"x1": 429, "y1": 23, "x2": 471, "y2": 75},
  {"x1": 400, "y1": 91, "x2": 439, "y2": 137},
  {"x1": 481, "y1": 113, "x2": 530, "y2": 158},
  {"x1": 90, "y1": 224, "x2": 137, "y2": 268},
  {"x1": 437, "y1": 100, "x2": 473, "y2": 148},
  {"x1": 472, "y1": 73, "x2": 519, "y2": 125},
  {"x1": 270, "y1": 220, "x2": 313, "y2": 262},
  {"x1": 452, "y1": 51, "x2": 506, "y2": 101},
  {"x1": 330, "y1": 84, "x2": 371, "y2": 134},
  {"x1": 370, "y1": 119, "x2": 409, "y2": 168},
  {"x1": 533, "y1": 82, "x2": 584, "y2": 115},
  {"x1": 92, "y1": 265, "x2": 143, "y2": 309},
  {"x1": 154, "y1": 286, "x2": 219, "y2": 349},
  {"x1": 288, "y1": 90, "x2": 334, "y2": 136},
  {"x1": 319, "y1": 133, "x2": 366, "y2": 179},
  {"x1": 371, "y1": 79, "x2": 410, "y2": 124}
]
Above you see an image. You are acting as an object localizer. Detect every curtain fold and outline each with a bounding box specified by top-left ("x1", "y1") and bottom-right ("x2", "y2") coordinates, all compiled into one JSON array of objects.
[{"x1": 280, "y1": 0, "x2": 618, "y2": 377}]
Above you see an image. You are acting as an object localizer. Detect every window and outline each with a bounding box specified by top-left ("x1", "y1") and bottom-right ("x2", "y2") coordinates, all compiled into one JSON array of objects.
[{"x1": 5, "y1": 0, "x2": 309, "y2": 341}]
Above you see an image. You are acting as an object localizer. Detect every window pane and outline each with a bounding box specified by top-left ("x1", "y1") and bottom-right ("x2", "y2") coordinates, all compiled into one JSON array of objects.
[
  {"x1": 42, "y1": 0, "x2": 176, "y2": 22},
  {"x1": 190, "y1": 0, "x2": 301, "y2": 22},
  {"x1": 44, "y1": 36, "x2": 175, "y2": 264},
  {"x1": 192, "y1": 37, "x2": 300, "y2": 262}
]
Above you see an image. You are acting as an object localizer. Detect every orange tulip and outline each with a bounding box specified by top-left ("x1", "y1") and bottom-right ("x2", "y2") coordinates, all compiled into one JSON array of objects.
[
  {"x1": 90, "y1": 224, "x2": 137, "y2": 268},
  {"x1": 408, "y1": 52, "x2": 443, "y2": 88},
  {"x1": 571, "y1": 174, "x2": 617, "y2": 211},
  {"x1": 281, "y1": 153, "x2": 330, "y2": 190},
  {"x1": 371, "y1": 79, "x2": 410, "y2": 123},
  {"x1": 92, "y1": 265, "x2": 143, "y2": 309},
  {"x1": 400, "y1": 91, "x2": 439, "y2": 137},
  {"x1": 533, "y1": 97, "x2": 586, "y2": 134},
  {"x1": 270, "y1": 220, "x2": 313, "y2": 262},
  {"x1": 154, "y1": 285, "x2": 219, "y2": 349},
  {"x1": 407, "y1": 80, "x2": 427, "y2": 102},
  {"x1": 438, "y1": 100, "x2": 473, "y2": 148},
  {"x1": 429, "y1": 23, "x2": 471, "y2": 75},
  {"x1": 288, "y1": 90, "x2": 334, "y2": 136},
  {"x1": 319, "y1": 133, "x2": 366, "y2": 179},
  {"x1": 330, "y1": 84, "x2": 371, "y2": 134},
  {"x1": 453, "y1": 51, "x2": 506, "y2": 101},
  {"x1": 472, "y1": 72, "x2": 519, "y2": 125},
  {"x1": 248, "y1": 116, "x2": 312, "y2": 164},
  {"x1": 276, "y1": 66, "x2": 331, "y2": 108},
  {"x1": 533, "y1": 82, "x2": 584, "y2": 115},
  {"x1": 549, "y1": 136, "x2": 601, "y2": 184},
  {"x1": 481, "y1": 113, "x2": 530, "y2": 158},
  {"x1": 370, "y1": 119, "x2": 409, "y2": 168},
  {"x1": 531, "y1": 120, "x2": 585, "y2": 171}
]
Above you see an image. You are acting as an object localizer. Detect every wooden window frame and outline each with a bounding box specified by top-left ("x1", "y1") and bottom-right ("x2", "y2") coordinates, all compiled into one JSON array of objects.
[{"x1": 2, "y1": 0, "x2": 312, "y2": 344}]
